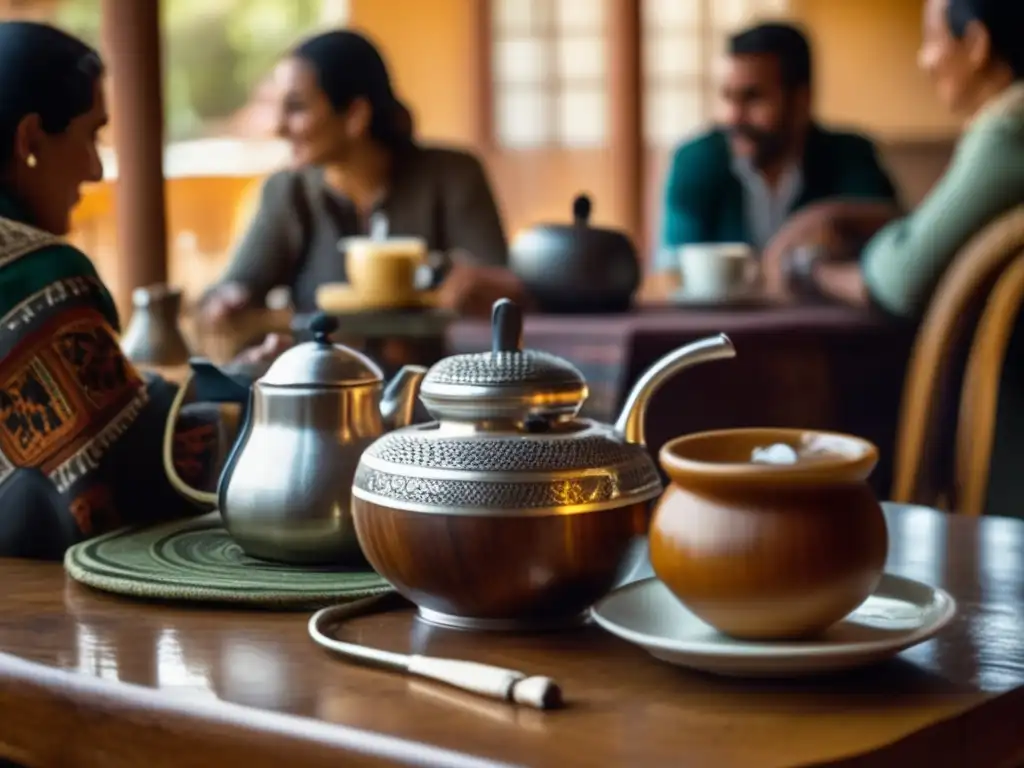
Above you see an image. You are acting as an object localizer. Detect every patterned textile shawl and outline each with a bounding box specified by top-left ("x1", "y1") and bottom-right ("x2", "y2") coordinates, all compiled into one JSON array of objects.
[{"x1": 0, "y1": 215, "x2": 220, "y2": 558}]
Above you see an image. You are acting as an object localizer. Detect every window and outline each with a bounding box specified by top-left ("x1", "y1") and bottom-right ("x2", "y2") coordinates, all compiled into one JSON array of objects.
[
  {"x1": 39, "y1": 0, "x2": 347, "y2": 147},
  {"x1": 492, "y1": 0, "x2": 608, "y2": 149},
  {"x1": 643, "y1": 0, "x2": 788, "y2": 147}
]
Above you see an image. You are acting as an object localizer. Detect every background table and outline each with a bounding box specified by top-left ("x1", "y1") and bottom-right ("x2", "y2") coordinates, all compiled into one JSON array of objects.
[{"x1": 449, "y1": 304, "x2": 917, "y2": 495}]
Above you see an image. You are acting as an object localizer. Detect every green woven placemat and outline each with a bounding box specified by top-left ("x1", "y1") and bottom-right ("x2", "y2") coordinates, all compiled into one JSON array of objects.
[{"x1": 64, "y1": 512, "x2": 393, "y2": 610}]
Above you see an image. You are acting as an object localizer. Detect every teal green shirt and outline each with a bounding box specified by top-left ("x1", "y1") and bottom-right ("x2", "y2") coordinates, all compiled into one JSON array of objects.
[
  {"x1": 862, "y1": 85, "x2": 1024, "y2": 318},
  {"x1": 658, "y1": 125, "x2": 898, "y2": 270}
]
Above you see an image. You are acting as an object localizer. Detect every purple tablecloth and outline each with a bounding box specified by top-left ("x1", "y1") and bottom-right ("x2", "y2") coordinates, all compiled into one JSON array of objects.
[{"x1": 448, "y1": 304, "x2": 915, "y2": 494}]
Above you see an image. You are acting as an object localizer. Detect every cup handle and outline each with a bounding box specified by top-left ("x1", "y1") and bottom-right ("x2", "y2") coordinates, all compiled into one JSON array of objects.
[
  {"x1": 416, "y1": 250, "x2": 453, "y2": 290},
  {"x1": 161, "y1": 370, "x2": 220, "y2": 510},
  {"x1": 745, "y1": 257, "x2": 763, "y2": 290}
]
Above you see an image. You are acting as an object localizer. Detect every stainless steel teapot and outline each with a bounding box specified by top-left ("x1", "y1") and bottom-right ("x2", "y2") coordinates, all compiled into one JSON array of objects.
[{"x1": 162, "y1": 313, "x2": 426, "y2": 565}]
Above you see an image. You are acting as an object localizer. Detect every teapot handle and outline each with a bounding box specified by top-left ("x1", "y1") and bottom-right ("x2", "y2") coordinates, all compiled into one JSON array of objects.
[{"x1": 161, "y1": 370, "x2": 220, "y2": 510}]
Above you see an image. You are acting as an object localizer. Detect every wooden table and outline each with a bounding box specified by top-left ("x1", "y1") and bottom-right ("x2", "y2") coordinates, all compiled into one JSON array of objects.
[{"x1": 1, "y1": 505, "x2": 1021, "y2": 768}]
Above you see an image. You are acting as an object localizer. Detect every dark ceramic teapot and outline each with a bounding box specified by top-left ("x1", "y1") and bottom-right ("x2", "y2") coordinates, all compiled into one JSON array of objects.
[{"x1": 509, "y1": 194, "x2": 640, "y2": 314}]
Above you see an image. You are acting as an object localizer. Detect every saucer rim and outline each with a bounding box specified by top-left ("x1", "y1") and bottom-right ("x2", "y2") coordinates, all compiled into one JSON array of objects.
[
  {"x1": 315, "y1": 283, "x2": 438, "y2": 313},
  {"x1": 590, "y1": 572, "x2": 957, "y2": 660},
  {"x1": 670, "y1": 286, "x2": 763, "y2": 304}
]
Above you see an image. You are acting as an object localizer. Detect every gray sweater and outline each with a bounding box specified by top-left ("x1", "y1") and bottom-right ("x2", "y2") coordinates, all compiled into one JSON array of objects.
[{"x1": 219, "y1": 144, "x2": 509, "y2": 312}]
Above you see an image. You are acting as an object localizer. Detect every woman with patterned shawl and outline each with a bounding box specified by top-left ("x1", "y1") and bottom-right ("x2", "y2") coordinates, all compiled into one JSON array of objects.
[{"x1": 0, "y1": 22, "x2": 284, "y2": 559}]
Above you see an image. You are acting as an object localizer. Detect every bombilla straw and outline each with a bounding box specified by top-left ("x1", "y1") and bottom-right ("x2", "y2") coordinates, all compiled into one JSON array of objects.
[{"x1": 308, "y1": 595, "x2": 563, "y2": 711}]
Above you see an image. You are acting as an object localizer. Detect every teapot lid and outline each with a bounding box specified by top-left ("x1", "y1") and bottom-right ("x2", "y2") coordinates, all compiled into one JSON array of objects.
[
  {"x1": 260, "y1": 313, "x2": 383, "y2": 388},
  {"x1": 418, "y1": 299, "x2": 587, "y2": 422}
]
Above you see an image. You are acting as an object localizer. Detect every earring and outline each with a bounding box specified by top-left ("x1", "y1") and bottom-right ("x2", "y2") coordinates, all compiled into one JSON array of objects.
[{"x1": 26, "y1": 154, "x2": 37, "y2": 168}]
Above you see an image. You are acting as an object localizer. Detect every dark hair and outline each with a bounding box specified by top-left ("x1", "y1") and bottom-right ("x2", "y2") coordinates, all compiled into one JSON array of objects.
[
  {"x1": 948, "y1": 0, "x2": 1024, "y2": 79},
  {"x1": 0, "y1": 22, "x2": 103, "y2": 173},
  {"x1": 728, "y1": 22, "x2": 813, "y2": 90},
  {"x1": 292, "y1": 30, "x2": 413, "y2": 150}
]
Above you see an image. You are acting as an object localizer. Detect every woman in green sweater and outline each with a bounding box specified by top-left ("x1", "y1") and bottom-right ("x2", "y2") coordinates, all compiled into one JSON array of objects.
[
  {"x1": 767, "y1": 0, "x2": 1024, "y2": 515},
  {"x1": 0, "y1": 22, "x2": 278, "y2": 558}
]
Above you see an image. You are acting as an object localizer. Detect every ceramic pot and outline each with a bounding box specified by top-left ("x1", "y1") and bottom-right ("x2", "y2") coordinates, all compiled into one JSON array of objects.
[
  {"x1": 508, "y1": 194, "x2": 640, "y2": 314},
  {"x1": 120, "y1": 284, "x2": 191, "y2": 367},
  {"x1": 649, "y1": 428, "x2": 888, "y2": 641}
]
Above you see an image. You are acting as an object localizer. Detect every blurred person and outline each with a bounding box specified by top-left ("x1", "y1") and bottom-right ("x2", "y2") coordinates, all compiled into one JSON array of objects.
[
  {"x1": 0, "y1": 22, "x2": 286, "y2": 558},
  {"x1": 655, "y1": 22, "x2": 899, "y2": 278},
  {"x1": 201, "y1": 30, "x2": 524, "y2": 324},
  {"x1": 768, "y1": 0, "x2": 1024, "y2": 516}
]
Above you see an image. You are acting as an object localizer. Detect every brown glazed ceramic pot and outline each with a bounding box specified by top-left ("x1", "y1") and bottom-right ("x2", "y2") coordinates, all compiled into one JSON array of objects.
[
  {"x1": 649, "y1": 428, "x2": 888, "y2": 640},
  {"x1": 352, "y1": 499, "x2": 652, "y2": 629}
]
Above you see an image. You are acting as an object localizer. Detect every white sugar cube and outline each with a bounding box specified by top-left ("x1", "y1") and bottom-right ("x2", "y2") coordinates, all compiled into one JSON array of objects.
[{"x1": 751, "y1": 443, "x2": 799, "y2": 465}]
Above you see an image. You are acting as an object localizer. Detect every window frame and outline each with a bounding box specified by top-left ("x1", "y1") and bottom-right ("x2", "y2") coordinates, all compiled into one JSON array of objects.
[{"x1": 490, "y1": 0, "x2": 610, "y2": 150}]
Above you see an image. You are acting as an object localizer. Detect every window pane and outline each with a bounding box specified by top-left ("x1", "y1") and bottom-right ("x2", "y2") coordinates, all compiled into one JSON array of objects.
[
  {"x1": 643, "y1": 0, "x2": 701, "y2": 29},
  {"x1": 494, "y1": 38, "x2": 549, "y2": 84},
  {"x1": 556, "y1": 37, "x2": 605, "y2": 80},
  {"x1": 712, "y1": 0, "x2": 748, "y2": 28},
  {"x1": 496, "y1": 90, "x2": 552, "y2": 148},
  {"x1": 555, "y1": 0, "x2": 606, "y2": 32},
  {"x1": 493, "y1": 0, "x2": 545, "y2": 34},
  {"x1": 705, "y1": 32, "x2": 727, "y2": 67},
  {"x1": 644, "y1": 85, "x2": 705, "y2": 146},
  {"x1": 645, "y1": 34, "x2": 703, "y2": 79},
  {"x1": 557, "y1": 86, "x2": 607, "y2": 147},
  {"x1": 706, "y1": 82, "x2": 723, "y2": 121},
  {"x1": 712, "y1": 0, "x2": 785, "y2": 29}
]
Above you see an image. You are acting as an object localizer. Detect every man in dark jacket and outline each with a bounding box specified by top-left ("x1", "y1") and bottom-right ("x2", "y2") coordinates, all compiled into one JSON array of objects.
[{"x1": 656, "y1": 22, "x2": 900, "y2": 273}]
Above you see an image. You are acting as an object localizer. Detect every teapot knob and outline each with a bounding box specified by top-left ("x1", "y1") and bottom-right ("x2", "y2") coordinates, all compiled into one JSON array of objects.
[
  {"x1": 491, "y1": 298, "x2": 523, "y2": 354},
  {"x1": 572, "y1": 194, "x2": 592, "y2": 225},
  {"x1": 309, "y1": 312, "x2": 340, "y2": 344}
]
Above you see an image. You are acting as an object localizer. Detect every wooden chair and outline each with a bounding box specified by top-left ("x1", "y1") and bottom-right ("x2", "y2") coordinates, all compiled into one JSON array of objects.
[{"x1": 891, "y1": 206, "x2": 1024, "y2": 515}]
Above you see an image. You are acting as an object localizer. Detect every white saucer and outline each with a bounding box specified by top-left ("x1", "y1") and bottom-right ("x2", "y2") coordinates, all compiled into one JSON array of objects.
[
  {"x1": 670, "y1": 286, "x2": 763, "y2": 306},
  {"x1": 591, "y1": 573, "x2": 956, "y2": 678}
]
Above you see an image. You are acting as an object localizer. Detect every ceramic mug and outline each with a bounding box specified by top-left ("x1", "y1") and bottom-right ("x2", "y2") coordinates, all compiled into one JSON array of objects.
[
  {"x1": 343, "y1": 236, "x2": 428, "y2": 307},
  {"x1": 649, "y1": 428, "x2": 888, "y2": 641},
  {"x1": 677, "y1": 243, "x2": 757, "y2": 300}
]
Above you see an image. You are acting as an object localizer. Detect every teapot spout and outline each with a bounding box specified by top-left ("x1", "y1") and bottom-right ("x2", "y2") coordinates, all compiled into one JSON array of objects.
[
  {"x1": 613, "y1": 334, "x2": 735, "y2": 445},
  {"x1": 380, "y1": 364, "x2": 428, "y2": 429}
]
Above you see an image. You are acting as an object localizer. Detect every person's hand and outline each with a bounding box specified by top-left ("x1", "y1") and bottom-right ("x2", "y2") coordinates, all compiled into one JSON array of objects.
[
  {"x1": 761, "y1": 205, "x2": 845, "y2": 298},
  {"x1": 436, "y1": 260, "x2": 530, "y2": 317},
  {"x1": 199, "y1": 282, "x2": 251, "y2": 326},
  {"x1": 229, "y1": 333, "x2": 294, "y2": 377}
]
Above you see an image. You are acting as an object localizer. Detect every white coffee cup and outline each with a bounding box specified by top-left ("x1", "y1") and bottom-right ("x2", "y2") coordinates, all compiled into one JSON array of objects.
[{"x1": 678, "y1": 243, "x2": 756, "y2": 300}]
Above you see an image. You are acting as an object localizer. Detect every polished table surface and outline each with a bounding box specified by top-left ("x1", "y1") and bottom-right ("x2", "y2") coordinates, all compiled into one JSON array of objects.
[{"x1": 0, "y1": 504, "x2": 1022, "y2": 767}]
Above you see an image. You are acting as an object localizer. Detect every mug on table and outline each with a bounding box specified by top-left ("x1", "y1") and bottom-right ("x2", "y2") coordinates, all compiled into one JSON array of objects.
[{"x1": 677, "y1": 243, "x2": 759, "y2": 300}]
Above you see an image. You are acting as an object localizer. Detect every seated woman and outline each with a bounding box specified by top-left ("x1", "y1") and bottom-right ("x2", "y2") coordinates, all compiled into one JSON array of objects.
[
  {"x1": 764, "y1": 0, "x2": 1024, "y2": 515},
  {"x1": 0, "y1": 22, "x2": 278, "y2": 559},
  {"x1": 202, "y1": 29, "x2": 525, "y2": 323}
]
